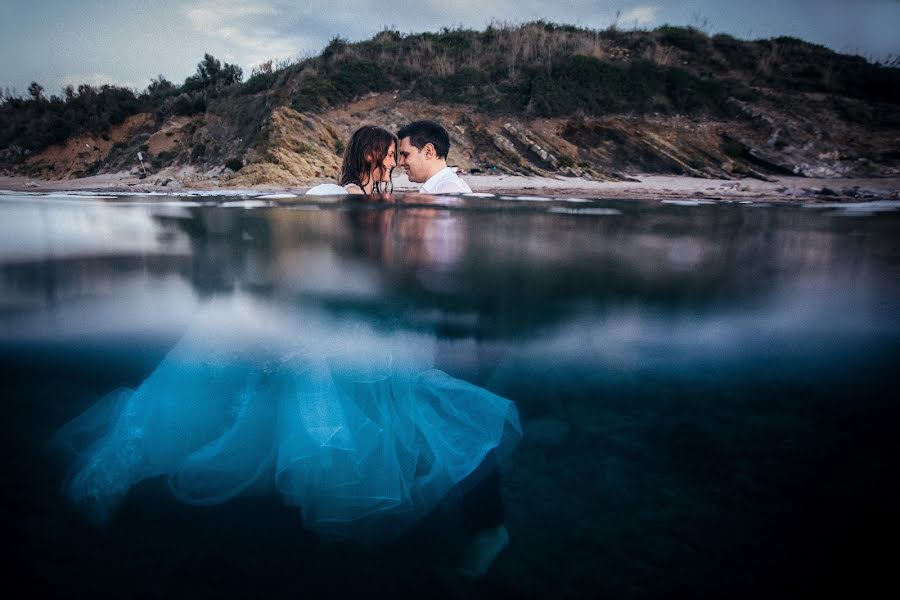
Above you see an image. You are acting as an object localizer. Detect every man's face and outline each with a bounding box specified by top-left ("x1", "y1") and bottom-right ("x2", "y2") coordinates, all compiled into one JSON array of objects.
[{"x1": 398, "y1": 137, "x2": 429, "y2": 183}]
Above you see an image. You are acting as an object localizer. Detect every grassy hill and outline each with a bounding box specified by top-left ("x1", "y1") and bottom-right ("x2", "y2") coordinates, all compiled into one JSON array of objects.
[{"x1": 2, "y1": 22, "x2": 899, "y2": 182}]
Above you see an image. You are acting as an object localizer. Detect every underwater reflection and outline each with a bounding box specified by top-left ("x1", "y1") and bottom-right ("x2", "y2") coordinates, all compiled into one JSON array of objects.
[
  {"x1": 49, "y1": 293, "x2": 521, "y2": 542},
  {"x1": 3, "y1": 196, "x2": 898, "y2": 352}
]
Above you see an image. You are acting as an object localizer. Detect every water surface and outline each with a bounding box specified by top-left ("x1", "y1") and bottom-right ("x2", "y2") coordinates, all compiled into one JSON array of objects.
[{"x1": 2, "y1": 192, "x2": 898, "y2": 598}]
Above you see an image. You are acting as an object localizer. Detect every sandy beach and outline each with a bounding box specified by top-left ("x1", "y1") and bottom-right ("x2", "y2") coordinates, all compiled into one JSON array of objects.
[{"x1": 1, "y1": 170, "x2": 898, "y2": 203}]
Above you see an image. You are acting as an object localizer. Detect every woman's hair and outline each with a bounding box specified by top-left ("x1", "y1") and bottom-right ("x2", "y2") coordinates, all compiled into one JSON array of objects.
[{"x1": 339, "y1": 125, "x2": 397, "y2": 194}]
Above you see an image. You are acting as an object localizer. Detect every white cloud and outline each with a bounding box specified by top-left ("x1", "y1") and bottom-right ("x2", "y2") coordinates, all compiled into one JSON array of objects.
[
  {"x1": 181, "y1": 1, "x2": 315, "y2": 68},
  {"x1": 183, "y1": 3, "x2": 278, "y2": 32},
  {"x1": 620, "y1": 5, "x2": 662, "y2": 26}
]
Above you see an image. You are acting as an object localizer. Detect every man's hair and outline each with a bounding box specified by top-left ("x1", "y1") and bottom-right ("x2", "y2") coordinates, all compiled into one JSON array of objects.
[{"x1": 397, "y1": 120, "x2": 450, "y2": 159}]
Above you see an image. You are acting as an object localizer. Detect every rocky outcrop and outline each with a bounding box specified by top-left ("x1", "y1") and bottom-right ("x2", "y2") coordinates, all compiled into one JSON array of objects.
[
  {"x1": 13, "y1": 91, "x2": 900, "y2": 185},
  {"x1": 228, "y1": 107, "x2": 343, "y2": 185},
  {"x1": 196, "y1": 92, "x2": 899, "y2": 184}
]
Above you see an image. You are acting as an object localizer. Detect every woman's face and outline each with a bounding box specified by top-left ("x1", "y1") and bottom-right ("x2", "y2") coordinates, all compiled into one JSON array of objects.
[{"x1": 373, "y1": 143, "x2": 396, "y2": 182}]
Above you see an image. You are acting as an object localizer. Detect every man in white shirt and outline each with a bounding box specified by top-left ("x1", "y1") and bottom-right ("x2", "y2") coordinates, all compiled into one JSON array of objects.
[{"x1": 397, "y1": 120, "x2": 472, "y2": 194}]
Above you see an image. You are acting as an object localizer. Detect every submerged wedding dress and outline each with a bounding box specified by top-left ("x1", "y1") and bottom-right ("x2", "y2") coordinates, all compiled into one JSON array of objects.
[{"x1": 52, "y1": 296, "x2": 521, "y2": 540}]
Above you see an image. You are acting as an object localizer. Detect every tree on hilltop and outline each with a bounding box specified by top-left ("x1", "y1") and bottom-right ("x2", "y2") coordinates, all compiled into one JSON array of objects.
[
  {"x1": 28, "y1": 82, "x2": 45, "y2": 102},
  {"x1": 185, "y1": 54, "x2": 243, "y2": 90}
]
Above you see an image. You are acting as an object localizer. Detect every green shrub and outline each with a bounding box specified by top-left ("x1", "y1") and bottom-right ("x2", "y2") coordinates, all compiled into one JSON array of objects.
[
  {"x1": 521, "y1": 56, "x2": 740, "y2": 118},
  {"x1": 712, "y1": 34, "x2": 758, "y2": 70},
  {"x1": 321, "y1": 37, "x2": 349, "y2": 61},
  {"x1": 190, "y1": 143, "x2": 206, "y2": 162},
  {"x1": 242, "y1": 71, "x2": 277, "y2": 95},
  {"x1": 655, "y1": 25, "x2": 708, "y2": 52},
  {"x1": 173, "y1": 94, "x2": 194, "y2": 115},
  {"x1": 156, "y1": 149, "x2": 178, "y2": 164},
  {"x1": 434, "y1": 28, "x2": 478, "y2": 53},
  {"x1": 292, "y1": 59, "x2": 388, "y2": 112},
  {"x1": 291, "y1": 79, "x2": 339, "y2": 112}
]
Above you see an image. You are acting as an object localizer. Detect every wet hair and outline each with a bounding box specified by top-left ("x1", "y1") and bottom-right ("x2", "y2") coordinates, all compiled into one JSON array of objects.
[
  {"x1": 339, "y1": 125, "x2": 397, "y2": 194},
  {"x1": 397, "y1": 120, "x2": 450, "y2": 159}
]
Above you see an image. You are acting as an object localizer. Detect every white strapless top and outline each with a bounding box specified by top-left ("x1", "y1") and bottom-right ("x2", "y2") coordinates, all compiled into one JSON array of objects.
[{"x1": 305, "y1": 183, "x2": 354, "y2": 196}]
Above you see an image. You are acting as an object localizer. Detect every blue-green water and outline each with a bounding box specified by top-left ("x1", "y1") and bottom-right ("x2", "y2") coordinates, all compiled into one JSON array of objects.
[{"x1": 2, "y1": 191, "x2": 898, "y2": 598}]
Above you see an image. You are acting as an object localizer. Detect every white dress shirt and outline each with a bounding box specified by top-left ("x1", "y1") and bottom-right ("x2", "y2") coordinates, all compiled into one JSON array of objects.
[{"x1": 419, "y1": 167, "x2": 472, "y2": 194}]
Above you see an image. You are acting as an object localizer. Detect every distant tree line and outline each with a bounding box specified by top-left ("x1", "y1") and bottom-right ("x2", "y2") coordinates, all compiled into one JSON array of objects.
[{"x1": 0, "y1": 54, "x2": 242, "y2": 159}]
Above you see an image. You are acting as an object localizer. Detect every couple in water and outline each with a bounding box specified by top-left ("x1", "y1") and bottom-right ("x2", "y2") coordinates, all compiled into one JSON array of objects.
[
  {"x1": 307, "y1": 120, "x2": 472, "y2": 196},
  {"x1": 51, "y1": 123, "x2": 517, "y2": 578}
]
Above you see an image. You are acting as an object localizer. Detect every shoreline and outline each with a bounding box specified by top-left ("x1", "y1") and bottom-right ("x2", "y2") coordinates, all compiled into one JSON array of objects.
[{"x1": 1, "y1": 172, "x2": 898, "y2": 203}]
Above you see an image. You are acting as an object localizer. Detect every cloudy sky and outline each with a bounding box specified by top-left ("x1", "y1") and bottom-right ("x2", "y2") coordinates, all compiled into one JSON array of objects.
[{"x1": 1, "y1": 0, "x2": 898, "y2": 95}]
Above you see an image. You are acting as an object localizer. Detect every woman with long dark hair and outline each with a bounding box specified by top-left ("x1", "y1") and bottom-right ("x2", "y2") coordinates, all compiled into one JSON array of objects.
[{"x1": 307, "y1": 125, "x2": 397, "y2": 195}]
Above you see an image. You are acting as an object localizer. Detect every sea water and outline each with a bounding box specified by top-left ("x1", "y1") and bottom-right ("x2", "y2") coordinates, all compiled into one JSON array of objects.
[{"x1": 2, "y1": 191, "x2": 898, "y2": 598}]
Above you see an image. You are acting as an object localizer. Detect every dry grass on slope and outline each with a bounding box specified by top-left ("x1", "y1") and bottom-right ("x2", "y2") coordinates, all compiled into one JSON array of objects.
[{"x1": 228, "y1": 107, "x2": 343, "y2": 185}]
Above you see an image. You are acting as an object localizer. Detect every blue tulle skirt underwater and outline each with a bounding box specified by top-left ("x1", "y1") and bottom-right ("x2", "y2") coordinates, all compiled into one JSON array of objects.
[{"x1": 50, "y1": 296, "x2": 522, "y2": 540}]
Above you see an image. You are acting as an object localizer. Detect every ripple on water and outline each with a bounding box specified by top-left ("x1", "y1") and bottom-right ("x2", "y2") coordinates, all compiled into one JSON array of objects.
[
  {"x1": 256, "y1": 193, "x2": 299, "y2": 200},
  {"x1": 661, "y1": 199, "x2": 717, "y2": 206},
  {"x1": 805, "y1": 200, "x2": 900, "y2": 216},
  {"x1": 547, "y1": 207, "x2": 622, "y2": 216},
  {"x1": 220, "y1": 200, "x2": 273, "y2": 209}
]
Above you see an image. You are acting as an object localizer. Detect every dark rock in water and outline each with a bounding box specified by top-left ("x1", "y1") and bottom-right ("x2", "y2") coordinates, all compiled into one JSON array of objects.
[
  {"x1": 817, "y1": 187, "x2": 838, "y2": 196},
  {"x1": 524, "y1": 418, "x2": 572, "y2": 447}
]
